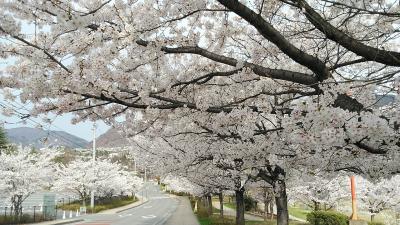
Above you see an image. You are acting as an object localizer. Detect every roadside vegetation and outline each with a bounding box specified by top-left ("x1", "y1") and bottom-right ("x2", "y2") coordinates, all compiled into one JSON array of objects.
[
  {"x1": 0, "y1": 213, "x2": 50, "y2": 225},
  {"x1": 195, "y1": 197, "x2": 308, "y2": 225},
  {"x1": 58, "y1": 196, "x2": 137, "y2": 213}
]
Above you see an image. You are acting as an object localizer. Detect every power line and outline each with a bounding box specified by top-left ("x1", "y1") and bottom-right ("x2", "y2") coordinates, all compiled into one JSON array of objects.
[
  {"x1": 2, "y1": 100, "x2": 88, "y2": 148},
  {"x1": 0, "y1": 101, "x2": 88, "y2": 148}
]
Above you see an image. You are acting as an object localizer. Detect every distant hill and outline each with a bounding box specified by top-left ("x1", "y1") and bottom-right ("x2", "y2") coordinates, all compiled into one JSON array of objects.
[
  {"x1": 89, "y1": 128, "x2": 130, "y2": 148},
  {"x1": 5, "y1": 127, "x2": 89, "y2": 149}
]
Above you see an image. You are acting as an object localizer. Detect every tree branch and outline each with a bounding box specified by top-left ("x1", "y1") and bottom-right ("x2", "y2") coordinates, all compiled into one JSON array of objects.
[
  {"x1": 291, "y1": 0, "x2": 400, "y2": 66},
  {"x1": 216, "y1": 0, "x2": 331, "y2": 81}
]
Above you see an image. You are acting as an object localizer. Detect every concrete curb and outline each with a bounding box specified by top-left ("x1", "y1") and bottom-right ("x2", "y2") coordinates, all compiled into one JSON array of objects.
[
  {"x1": 114, "y1": 199, "x2": 148, "y2": 213},
  {"x1": 29, "y1": 197, "x2": 148, "y2": 224},
  {"x1": 50, "y1": 219, "x2": 84, "y2": 225},
  {"x1": 28, "y1": 218, "x2": 84, "y2": 225}
]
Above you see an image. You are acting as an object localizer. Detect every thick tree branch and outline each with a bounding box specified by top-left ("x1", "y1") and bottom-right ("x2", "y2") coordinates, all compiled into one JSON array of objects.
[
  {"x1": 136, "y1": 40, "x2": 318, "y2": 85},
  {"x1": 292, "y1": 0, "x2": 400, "y2": 66},
  {"x1": 216, "y1": 0, "x2": 331, "y2": 81}
]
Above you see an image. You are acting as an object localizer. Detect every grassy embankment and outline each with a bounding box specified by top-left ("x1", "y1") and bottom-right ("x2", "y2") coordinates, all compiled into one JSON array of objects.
[{"x1": 58, "y1": 196, "x2": 137, "y2": 213}]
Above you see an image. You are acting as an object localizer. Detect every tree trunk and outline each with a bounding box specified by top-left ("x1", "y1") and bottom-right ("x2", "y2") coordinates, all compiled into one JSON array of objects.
[
  {"x1": 269, "y1": 201, "x2": 274, "y2": 220},
  {"x1": 219, "y1": 192, "x2": 224, "y2": 218},
  {"x1": 235, "y1": 188, "x2": 245, "y2": 225},
  {"x1": 274, "y1": 180, "x2": 289, "y2": 225},
  {"x1": 207, "y1": 194, "x2": 213, "y2": 216},
  {"x1": 264, "y1": 197, "x2": 269, "y2": 221},
  {"x1": 313, "y1": 200, "x2": 320, "y2": 211},
  {"x1": 11, "y1": 195, "x2": 22, "y2": 217},
  {"x1": 371, "y1": 213, "x2": 375, "y2": 222}
]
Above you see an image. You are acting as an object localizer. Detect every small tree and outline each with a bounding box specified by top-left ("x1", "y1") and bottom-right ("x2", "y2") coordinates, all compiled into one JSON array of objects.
[
  {"x1": 0, "y1": 147, "x2": 58, "y2": 217},
  {"x1": 358, "y1": 176, "x2": 400, "y2": 222},
  {"x1": 0, "y1": 126, "x2": 8, "y2": 152},
  {"x1": 53, "y1": 158, "x2": 142, "y2": 206}
]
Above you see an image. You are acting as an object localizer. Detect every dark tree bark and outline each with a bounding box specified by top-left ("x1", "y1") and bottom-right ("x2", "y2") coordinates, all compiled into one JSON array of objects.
[
  {"x1": 274, "y1": 179, "x2": 289, "y2": 225},
  {"x1": 218, "y1": 192, "x2": 224, "y2": 218},
  {"x1": 313, "y1": 200, "x2": 320, "y2": 211},
  {"x1": 258, "y1": 166, "x2": 289, "y2": 225},
  {"x1": 207, "y1": 194, "x2": 213, "y2": 216},
  {"x1": 235, "y1": 188, "x2": 245, "y2": 225}
]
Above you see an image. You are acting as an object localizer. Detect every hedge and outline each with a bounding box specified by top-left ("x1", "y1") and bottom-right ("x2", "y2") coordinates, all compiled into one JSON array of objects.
[{"x1": 306, "y1": 211, "x2": 348, "y2": 225}]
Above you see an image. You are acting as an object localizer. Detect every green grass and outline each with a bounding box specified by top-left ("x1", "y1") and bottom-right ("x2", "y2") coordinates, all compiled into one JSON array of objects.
[
  {"x1": 224, "y1": 203, "x2": 236, "y2": 209},
  {"x1": 58, "y1": 196, "x2": 137, "y2": 213},
  {"x1": 198, "y1": 217, "x2": 212, "y2": 225},
  {"x1": 289, "y1": 207, "x2": 310, "y2": 220},
  {"x1": 213, "y1": 207, "x2": 221, "y2": 213},
  {"x1": 196, "y1": 214, "x2": 308, "y2": 225}
]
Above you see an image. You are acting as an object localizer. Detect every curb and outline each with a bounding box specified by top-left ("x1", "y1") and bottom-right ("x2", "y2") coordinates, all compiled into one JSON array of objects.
[
  {"x1": 28, "y1": 218, "x2": 84, "y2": 225},
  {"x1": 29, "y1": 198, "x2": 147, "y2": 224},
  {"x1": 114, "y1": 199, "x2": 149, "y2": 213},
  {"x1": 51, "y1": 219, "x2": 84, "y2": 225}
]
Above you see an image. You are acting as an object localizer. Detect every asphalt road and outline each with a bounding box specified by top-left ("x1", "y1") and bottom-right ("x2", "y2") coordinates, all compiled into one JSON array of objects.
[{"x1": 69, "y1": 183, "x2": 180, "y2": 225}]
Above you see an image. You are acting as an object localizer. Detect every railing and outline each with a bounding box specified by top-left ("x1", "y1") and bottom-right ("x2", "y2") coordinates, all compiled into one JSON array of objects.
[{"x1": 0, "y1": 205, "x2": 81, "y2": 225}]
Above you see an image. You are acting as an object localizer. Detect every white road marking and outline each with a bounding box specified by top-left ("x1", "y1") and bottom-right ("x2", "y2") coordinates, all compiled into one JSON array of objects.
[
  {"x1": 142, "y1": 215, "x2": 157, "y2": 219},
  {"x1": 151, "y1": 196, "x2": 170, "y2": 199}
]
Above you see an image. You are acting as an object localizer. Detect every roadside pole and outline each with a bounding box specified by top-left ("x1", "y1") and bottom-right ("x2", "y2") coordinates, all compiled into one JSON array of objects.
[{"x1": 90, "y1": 122, "x2": 96, "y2": 212}]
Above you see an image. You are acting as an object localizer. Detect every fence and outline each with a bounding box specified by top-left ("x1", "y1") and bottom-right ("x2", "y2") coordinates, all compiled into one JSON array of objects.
[{"x1": 0, "y1": 205, "x2": 73, "y2": 225}]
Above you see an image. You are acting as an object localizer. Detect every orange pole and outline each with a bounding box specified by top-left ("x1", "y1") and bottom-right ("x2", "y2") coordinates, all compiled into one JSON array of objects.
[{"x1": 350, "y1": 176, "x2": 358, "y2": 220}]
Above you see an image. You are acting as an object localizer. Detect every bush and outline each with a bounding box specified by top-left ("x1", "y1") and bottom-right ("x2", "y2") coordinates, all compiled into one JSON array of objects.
[
  {"x1": 306, "y1": 211, "x2": 348, "y2": 225},
  {"x1": 58, "y1": 196, "x2": 136, "y2": 213},
  {"x1": 368, "y1": 222, "x2": 384, "y2": 225},
  {"x1": 244, "y1": 195, "x2": 257, "y2": 211},
  {"x1": 0, "y1": 213, "x2": 48, "y2": 224}
]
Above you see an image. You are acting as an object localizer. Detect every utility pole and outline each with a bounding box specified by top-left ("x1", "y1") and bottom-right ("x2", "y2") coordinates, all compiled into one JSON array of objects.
[
  {"x1": 134, "y1": 158, "x2": 137, "y2": 175},
  {"x1": 90, "y1": 122, "x2": 96, "y2": 211},
  {"x1": 144, "y1": 166, "x2": 147, "y2": 182}
]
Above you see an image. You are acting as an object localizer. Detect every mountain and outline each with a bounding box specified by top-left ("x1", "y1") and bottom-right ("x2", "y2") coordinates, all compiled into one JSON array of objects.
[
  {"x1": 5, "y1": 127, "x2": 89, "y2": 149},
  {"x1": 89, "y1": 128, "x2": 130, "y2": 148}
]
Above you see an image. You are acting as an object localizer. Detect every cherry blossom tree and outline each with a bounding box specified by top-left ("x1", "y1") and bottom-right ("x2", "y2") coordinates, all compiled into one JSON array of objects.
[
  {"x1": 287, "y1": 173, "x2": 348, "y2": 211},
  {"x1": 247, "y1": 181, "x2": 275, "y2": 220},
  {"x1": 53, "y1": 158, "x2": 140, "y2": 205},
  {"x1": 1, "y1": 1, "x2": 400, "y2": 224},
  {"x1": 0, "y1": 147, "x2": 58, "y2": 216},
  {"x1": 358, "y1": 175, "x2": 400, "y2": 222}
]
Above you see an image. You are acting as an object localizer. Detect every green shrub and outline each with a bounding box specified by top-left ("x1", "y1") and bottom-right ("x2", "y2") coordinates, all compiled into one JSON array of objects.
[
  {"x1": 306, "y1": 211, "x2": 348, "y2": 225},
  {"x1": 0, "y1": 213, "x2": 48, "y2": 224},
  {"x1": 58, "y1": 196, "x2": 136, "y2": 213},
  {"x1": 243, "y1": 194, "x2": 257, "y2": 211},
  {"x1": 368, "y1": 222, "x2": 384, "y2": 225}
]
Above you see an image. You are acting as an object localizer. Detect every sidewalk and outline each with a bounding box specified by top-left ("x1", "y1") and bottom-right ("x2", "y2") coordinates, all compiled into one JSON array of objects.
[
  {"x1": 165, "y1": 196, "x2": 200, "y2": 225},
  {"x1": 29, "y1": 197, "x2": 148, "y2": 225},
  {"x1": 212, "y1": 201, "x2": 264, "y2": 221},
  {"x1": 256, "y1": 202, "x2": 307, "y2": 223},
  {"x1": 213, "y1": 201, "x2": 307, "y2": 223}
]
